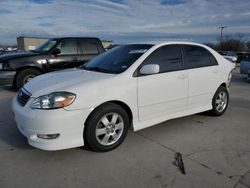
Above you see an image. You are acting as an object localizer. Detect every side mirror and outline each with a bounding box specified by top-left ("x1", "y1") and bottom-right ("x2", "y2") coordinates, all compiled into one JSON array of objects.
[
  {"x1": 52, "y1": 48, "x2": 61, "y2": 56},
  {"x1": 139, "y1": 64, "x2": 160, "y2": 75}
]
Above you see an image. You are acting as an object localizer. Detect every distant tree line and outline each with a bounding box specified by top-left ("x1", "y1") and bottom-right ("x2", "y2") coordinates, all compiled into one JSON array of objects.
[{"x1": 205, "y1": 34, "x2": 250, "y2": 52}]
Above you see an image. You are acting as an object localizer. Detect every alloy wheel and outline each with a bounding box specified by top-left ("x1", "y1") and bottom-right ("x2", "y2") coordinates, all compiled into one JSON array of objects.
[
  {"x1": 95, "y1": 112, "x2": 124, "y2": 146},
  {"x1": 215, "y1": 91, "x2": 228, "y2": 112}
]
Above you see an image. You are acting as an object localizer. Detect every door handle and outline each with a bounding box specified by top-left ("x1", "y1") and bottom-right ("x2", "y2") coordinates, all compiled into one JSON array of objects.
[{"x1": 178, "y1": 74, "x2": 188, "y2": 79}]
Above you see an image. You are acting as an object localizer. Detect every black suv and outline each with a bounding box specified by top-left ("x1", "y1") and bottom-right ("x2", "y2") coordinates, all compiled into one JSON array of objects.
[{"x1": 0, "y1": 37, "x2": 105, "y2": 89}]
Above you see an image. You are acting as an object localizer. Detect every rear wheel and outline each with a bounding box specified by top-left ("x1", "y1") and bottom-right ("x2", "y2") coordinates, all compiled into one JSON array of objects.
[
  {"x1": 210, "y1": 86, "x2": 229, "y2": 116},
  {"x1": 84, "y1": 103, "x2": 129, "y2": 152},
  {"x1": 15, "y1": 69, "x2": 41, "y2": 89}
]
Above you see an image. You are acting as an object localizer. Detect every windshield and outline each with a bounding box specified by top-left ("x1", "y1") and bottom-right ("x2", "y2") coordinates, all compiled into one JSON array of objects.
[
  {"x1": 34, "y1": 39, "x2": 58, "y2": 53},
  {"x1": 81, "y1": 44, "x2": 153, "y2": 74}
]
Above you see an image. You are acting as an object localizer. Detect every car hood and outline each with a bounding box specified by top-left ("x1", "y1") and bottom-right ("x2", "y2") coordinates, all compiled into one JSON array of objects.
[
  {"x1": 23, "y1": 68, "x2": 115, "y2": 97},
  {"x1": 0, "y1": 51, "x2": 39, "y2": 61}
]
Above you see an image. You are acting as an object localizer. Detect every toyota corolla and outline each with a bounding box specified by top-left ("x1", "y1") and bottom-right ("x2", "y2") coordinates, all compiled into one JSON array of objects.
[{"x1": 12, "y1": 42, "x2": 235, "y2": 152}]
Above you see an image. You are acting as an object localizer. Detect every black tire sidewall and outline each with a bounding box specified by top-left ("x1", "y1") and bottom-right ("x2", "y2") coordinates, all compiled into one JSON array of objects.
[
  {"x1": 15, "y1": 69, "x2": 41, "y2": 89},
  {"x1": 84, "y1": 103, "x2": 129, "y2": 152},
  {"x1": 212, "y1": 86, "x2": 229, "y2": 116}
]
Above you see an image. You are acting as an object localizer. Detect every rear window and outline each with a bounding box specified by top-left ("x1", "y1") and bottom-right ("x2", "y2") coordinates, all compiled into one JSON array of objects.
[{"x1": 183, "y1": 45, "x2": 217, "y2": 69}]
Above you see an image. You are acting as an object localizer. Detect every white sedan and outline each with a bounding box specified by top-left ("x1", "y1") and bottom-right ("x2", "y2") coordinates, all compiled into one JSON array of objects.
[{"x1": 12, "y1": 42, "x2": 235, "y2": 152}]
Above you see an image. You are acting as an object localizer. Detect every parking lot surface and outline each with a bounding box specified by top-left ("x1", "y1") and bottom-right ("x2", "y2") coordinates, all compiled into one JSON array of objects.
[{"x1": 0, "y1": 67, "x2": 249, "y2": 188}]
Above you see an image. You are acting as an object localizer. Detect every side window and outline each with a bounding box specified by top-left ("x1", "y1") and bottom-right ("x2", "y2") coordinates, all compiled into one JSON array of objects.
[
  {"x1": 79, "y1": 41, "x2": 99, "y2": 54},
  {"x1": 56, "y1": 39, "x2": 78, "y2": 55},
  {"x1": 209, "y1": 54, "x2": 218, "y2": 66},
  {"x1": 142, "y1": 45, "x2": 182, "y2": 73},
  {"x1": 184, "y1": 45, "x2": 217, "y2": 69}
]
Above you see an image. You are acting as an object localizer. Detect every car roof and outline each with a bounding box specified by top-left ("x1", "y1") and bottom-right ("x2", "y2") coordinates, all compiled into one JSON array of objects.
[
  {"x1": 127, "y1": 41, "x2": 213, "y2": 51},
  {"x1": 154, "y1": 41, "x2": 208, "y2": 46},
  {"x1": 50, "y1": 37, "x2": 101, "y2": 40},
  {"x1": 123, "y1": 41, "x2": 209, "y2": 47}
]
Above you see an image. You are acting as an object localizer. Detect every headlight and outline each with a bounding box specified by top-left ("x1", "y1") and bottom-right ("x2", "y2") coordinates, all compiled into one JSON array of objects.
[{"x1": 30, "y1": 92, "x2": 76, "y2": 109}]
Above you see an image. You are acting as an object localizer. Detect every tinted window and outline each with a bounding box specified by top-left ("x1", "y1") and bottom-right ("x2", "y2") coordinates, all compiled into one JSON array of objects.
[
  {"x1": 142, "y1": 45, "x2": 182, "y2": 73},
  {"x1": 56, "y1": 39, "x2": 78, "y2": 55},
  {"x1": 35, "y1": 39, "x2": 57, "y2": 53},
  {"x1": 81, "y1": 44, "x2": 153, "y2": 74},
  {"x1": 80, "y1": 41, "x2": 99, "y2": 54},
  {"x1": 209, "y1": 54, "x2": 218, "y2": 65},
  {"x1": 184, "y1": 45, "x2": 217, "y2": 69}
]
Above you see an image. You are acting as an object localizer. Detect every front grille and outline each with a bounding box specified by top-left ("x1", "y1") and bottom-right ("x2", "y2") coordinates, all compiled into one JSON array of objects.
[{"x1": 17, "y1": 88, "x2": 32, "y2": 106}]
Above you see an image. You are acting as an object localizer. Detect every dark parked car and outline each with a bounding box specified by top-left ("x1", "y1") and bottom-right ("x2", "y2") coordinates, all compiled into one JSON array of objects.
[
  {"x1": 240, "y1": 54, "x2": 250, "y2": 80},
  {"x1": 0, "y1": 37, "x2": 105, "y2": 89}
]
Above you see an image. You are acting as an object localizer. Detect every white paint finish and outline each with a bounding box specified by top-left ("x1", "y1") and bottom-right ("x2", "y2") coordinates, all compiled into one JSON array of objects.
[
  {"x1": 12, "y1": 41, "x2": 235, "y2": 150},
  {"x1": 24, "y1": 68, "x2": 115, "y2": 98},
  {"x1": 137, "y1": 70, "x2": 188, "y2": 122},
  {"x1": 139, "y1": 64, "x2": 160, "y2": 75},
  {"x1": 187, "y1": 66, "x2": 221, "y2": 109},
  {"x1": 12, "y1": 96, "x2": 91, "y2": 150}
]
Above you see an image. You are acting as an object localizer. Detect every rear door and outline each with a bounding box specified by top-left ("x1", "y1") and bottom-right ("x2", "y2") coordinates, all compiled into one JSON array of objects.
[
  {"x1": 182, "y1": 45, "x2": 221, "y2": 110},
  {"x1": 137, "y1": 45, "x2": 189, "y2": 122}
]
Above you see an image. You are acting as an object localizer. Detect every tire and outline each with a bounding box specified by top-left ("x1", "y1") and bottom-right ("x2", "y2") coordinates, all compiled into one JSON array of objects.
[
  {"x1": 15, "y1": 69, "x2": 41, "y2": 89},
  {"x1": 84, "y1": 103, "x2": 129, "y2": 152},
  {"x1": 210, "y1": 86, "x2": 229, "y2": 116}
]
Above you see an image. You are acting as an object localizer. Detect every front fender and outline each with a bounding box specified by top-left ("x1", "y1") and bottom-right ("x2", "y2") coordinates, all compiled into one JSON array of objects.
[
  {"x1": 63, "y1": 76, "x2": 138, "y2": 121},
  {"x1": 8, "y1": 56, "x2": 47, "y2": 72}
]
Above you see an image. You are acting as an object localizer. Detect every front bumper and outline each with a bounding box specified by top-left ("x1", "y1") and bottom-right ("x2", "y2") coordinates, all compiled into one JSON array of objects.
[
  {"x1": 12, "y1": 95, "x2": 92, "y2": 150},
  {"x1": 0, "y1": 70, "x2": 16, "y2": 85}
]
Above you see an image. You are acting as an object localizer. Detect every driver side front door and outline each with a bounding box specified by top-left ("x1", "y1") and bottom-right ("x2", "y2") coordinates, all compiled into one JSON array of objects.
[{"x1": 48, "y1": 39, "x2": 80, "y2": 71}]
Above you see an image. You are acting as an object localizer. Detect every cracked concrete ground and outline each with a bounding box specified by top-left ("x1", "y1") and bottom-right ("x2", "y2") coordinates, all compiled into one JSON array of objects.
[{"x1": 0, "y1": 67, "x2": 249, "y2": 188}]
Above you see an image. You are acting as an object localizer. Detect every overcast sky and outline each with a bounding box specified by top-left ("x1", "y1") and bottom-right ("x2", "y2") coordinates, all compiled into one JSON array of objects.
[{"x1": 0, "y1": 0, "x2": 250, "y2": 44}]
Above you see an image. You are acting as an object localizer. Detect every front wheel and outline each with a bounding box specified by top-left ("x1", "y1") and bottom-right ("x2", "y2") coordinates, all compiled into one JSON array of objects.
[
  {"x1": 210, "y1": 86, "x2": 229, "y2": 116},
  {"x1": 15, "y1": 69, "x2": 41, "y2": 89},
  {"x1": 84, "y1": 103, "x2": 129, "y2": 152}
]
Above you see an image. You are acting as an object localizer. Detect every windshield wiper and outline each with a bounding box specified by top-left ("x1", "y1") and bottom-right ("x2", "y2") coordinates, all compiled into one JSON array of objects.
[{"x1": 81, "y1": 66, "x2": 111, "y2": 73}]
